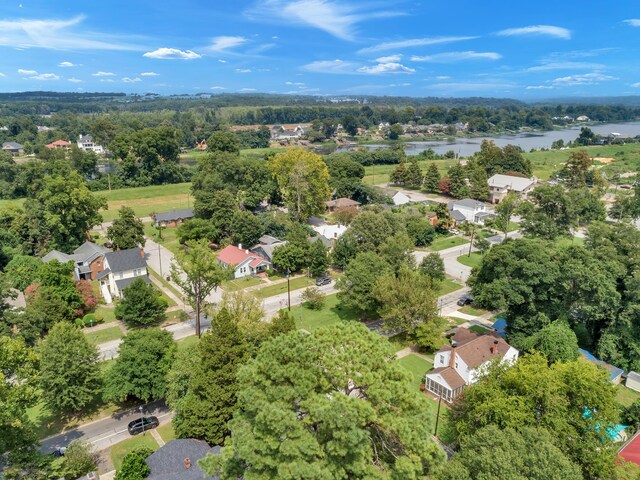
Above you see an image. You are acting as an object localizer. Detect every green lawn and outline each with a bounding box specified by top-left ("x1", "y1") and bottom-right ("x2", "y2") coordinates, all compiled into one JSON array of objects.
[
  {"x1": 438, "y1": 279, "x2": 464, "y2": 296},
  {"x1": 468, "y1": 325, "x2": 492, "y2": 334},
  {"x1": 110, "y1": 434, "x2": 160, "y2": 470},
  {"x1": 459, "y1": 305, "x2": 488, "y2": 316},
  {"x1": 616, "y1": 384, "x2": 640, "y2": 408},
  {"x1": 148, "y1": 267, "x2": 183, "y2": 302},
  {"x1": 94, "y1": 305, "x2": 116, "y2": 324},
  {"x1": 97, "y1": 183, "x2": 193, "y2": 222},
  {"x1": 224, "y1": 276, "x2": 264, "y2": 292},
  {"x1": 254, "y1": 276, "x2": 315, "y2": 299},
  {"x1": 156, "y1": 422, "x2": 177, "y2": 443},
  {"x1": 144, "y1": 222, "x2": 182, "y2": 256},
  {"x1": 292, "y1": 293, "x2": 360, "y2": 332},
  {"x1": 83, "y1": 326, "x2": 123, "y2": 345},
  {"x1": 177, "y1": 335, "x2": 199, "y2": 352},
  {"x1": 457, "y1": 252, "x2": 483, "y2": 268},
  {"x1": 429, "y1": 236, "x2": 468, "y2": 251},
  {"x1": 362, "y1": 158, "x2": 458, "y2": 186},
  {"x1": 397, "y1": 354, "x2": 433, "y2": 391},
  {"x1": 555, "y1": 236, "x2": 585, "y2": 249}
]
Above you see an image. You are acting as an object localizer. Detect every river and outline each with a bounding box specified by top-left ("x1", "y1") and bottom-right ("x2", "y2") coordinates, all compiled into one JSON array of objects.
[{"x1": 334, "y1": 121, "x2": 640, "y2": 157}]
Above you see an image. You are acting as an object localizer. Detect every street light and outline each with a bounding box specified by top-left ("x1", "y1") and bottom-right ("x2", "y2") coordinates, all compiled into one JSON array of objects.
[{"x1": 139, "y1": 406, "x2": 145, "y2": 436}]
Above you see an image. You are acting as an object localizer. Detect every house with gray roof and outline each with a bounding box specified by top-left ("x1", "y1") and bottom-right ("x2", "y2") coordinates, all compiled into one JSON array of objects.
[
  {"x1": 251, "y1": 235, "x2": 287, "y2": 263},
  {"x1": 2, "y1": 141, "x2": 23, "y2": 155},
  {"x1": 153, "y1": 208, "x2": 194, "y2": 228},
  {"x1": 77, "y1": 134, "x2": 104, "y2": 154},
  {"x1": 42, "y1": 241, "x2": 109, "y2": 281},
  {"x1": 488, "y1": 174, "x2": 536, "y2": 204},
  {"x1": 145, "y1": 439, "x2": 220, "y2": 480},
  {"x1": 448, "y1": 198, "x2": 494, "y2": 225},
  {"x1": 97, "y1": 247, "x2": 149, "y2": 303}
]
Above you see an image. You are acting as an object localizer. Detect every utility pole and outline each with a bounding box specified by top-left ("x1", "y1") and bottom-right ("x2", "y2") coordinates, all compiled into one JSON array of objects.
[
  {"x1": 434, "y1": 395, "x2": 442, "y2": 436},
  {"x1": 158, "y1": 244, "x2": 163, "y2": 277},
  {"x1": 287, "y1": 269, "x2": 291, "y2": 311},
  {"x1": 468, "y1": 223, "x2": 476, "y2": 256}
]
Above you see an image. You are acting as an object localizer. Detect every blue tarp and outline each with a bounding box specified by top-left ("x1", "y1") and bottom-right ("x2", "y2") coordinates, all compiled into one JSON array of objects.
[
  {"x1": 579, "y1": 348, "x2": 623, "y2": 383},
  {"x1": 491, "y1": 317, "x2": 507, "y2": 337}
]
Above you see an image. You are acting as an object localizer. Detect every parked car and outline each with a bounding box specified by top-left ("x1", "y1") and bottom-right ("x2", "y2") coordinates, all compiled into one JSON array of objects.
[
  {"x1": 457, "y1": 294, "x2": 474, "y2": 306},
  {"x1": 52, "y1": 446, "x2": 66, "y2": 457},
  {"x1": 127, "y1": 416, "x2": 159, "y2": 435},
  {"x1": 315, "y1": 275, "x2": 331, "y2": 286}
]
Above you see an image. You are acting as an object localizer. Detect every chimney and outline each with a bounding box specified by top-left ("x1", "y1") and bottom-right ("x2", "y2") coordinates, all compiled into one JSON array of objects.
[
  {"x1": 449, "y1": 341, "x2": 457, "y2": 368},
  {"x1": 491, "y1": 339, "x2": 499, "y2": 355},
  {"x1": 184, "y1": 458, "x2": 192, "y2": 469},
  {"x1": 246, "y1": 249, "x2": 249, "y2": 254},
  {"x1": 238, "y1": 243, "x2": 242, "y2": 250},
  {"x1": 140, "y1": 247, "x2": 145, "y2": 258}
]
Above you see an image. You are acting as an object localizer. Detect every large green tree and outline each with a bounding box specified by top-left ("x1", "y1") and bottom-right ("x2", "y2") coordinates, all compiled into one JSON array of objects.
[
  {"x1": 521, "y1": 321, "x2": 580, "y2": 364},
  {"x1": 336, "y1": 251, "x2": 389, "y2": 317},
  {"x1": 270, "y1": 148, "x2": 331, "y2": 221},
  {"x1": 423, "y1": 163, "x2": 441, "y2": 193},
  {"x1": 171, "y1": 239, "x2": 228, "y2": 337},
  {"x1": 440, "y1": 426, "x2": 582, "y2": 480},
  {"x1": 103, "y1": 328, "x2": 176, "y2": 403},
  {"x1": 201, "y1": 323, "x2": 444, "y2": 479},
  {"x1": 115, "y1": 447, "x2": 153, "y2": 480},
  {"x1": 39, "y1": 322, "x2": 101, "y2": 415},
  {"x1": 308, "y1": 238, "x2": 329, "y2": 277},
  {"x1": 107, "y1": 206, "x2": 145, "y2": 250},
  {"x1": 114, "y1": 278, "x2": 167, "y2": 326}
]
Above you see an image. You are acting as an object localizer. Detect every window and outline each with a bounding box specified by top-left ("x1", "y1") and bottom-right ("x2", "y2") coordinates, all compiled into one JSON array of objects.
[
  {"x1": 455, "y1": 362, "x2": 459, "y2": 369},
  {"x1": 439, "y1": 355, "x2": 444, "y2": 365}
]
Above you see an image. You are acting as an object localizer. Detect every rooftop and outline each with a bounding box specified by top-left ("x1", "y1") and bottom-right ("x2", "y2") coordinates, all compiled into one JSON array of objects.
[
  {"x1": 488, "y1": 174, "x2": 535, "y2": 192},
  {"x1": 104, "y1": 248, "x2": 147, "y2": 273},
  {"x1": 217, "y1": 245, "x2": 270, "y2": 268},
  {"x1": 579, "y1": 348, "x2": 623, "y2": 382},
  {"x1": 154, "y1": 208, "x2": 194, "y2": 223},
  {"x1": 146, "y1": 439, "x2": 220, "y2": 480},
  {"x1": 326, "y1": 197, "x2": 361, "y2": 208},
  {"x1": 440, "y1": 327, "x2": 513, "y2": 369}
]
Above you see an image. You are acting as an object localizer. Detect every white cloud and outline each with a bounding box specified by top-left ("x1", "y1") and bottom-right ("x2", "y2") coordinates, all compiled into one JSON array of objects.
[
  {"x1": 0, "y1": 73, "x2": 6, "y2": 77},
  {"x1": 358, "y1": 36, "x2": 477, "y2": 54},
  {"x1": 527, "y1": 61, "x2": 605, "y2": 71},
  {"x1": 497, "y1": 25, "x2": 571, "y2": 39},
  {"x1": 435, "y1": 75, "x2": 450, "y2": 80},
  {"x1": 239, "y1": 88, "x2": 257, "y2": 92},
  {"x1": 207, "y1": 36, "x2": 247, "y2": 52},
  {"x1": 426, "y1": 81, "x2": 515, "y2": 92},
  {"x1": 235, "y1": 68, "x2": 252, "y2": 73},
  {"x1": 388, "y1": 82, "x2": 411, "y2": 87},
  {"x1": 245, "y1": 0, "x2": 404, "y2": 41},
  {"x1": 143, "y1": 48, "x2": 201, "y2": 60},
  {"x1": 218, "y1": 59, "x2": 227, "y2": 63},
  {"x1": 551, "y1": 72, "x2": 618, "y2": 86},
  {"x1": 122, "y1": 77, "x2": 142, "y2": 83},
  {"x1": 140, "y1": 71, "x2": 159, "y2": 76},
  {"x1": 624, "y1": 19, "x2": 640, "y2": 27},
  {"x1": 410, "y1": 51, "x2": 501, "y2": 62},
  {"x1": 58, "y1": 61, "x2": 80, "y2": 67},
  {"x1": 302, "y1": 59, "x2": 357, "y2": 74},
  {"x1": 375, "y1": 54, "x2": 402, "y2": 63},
  {"x1": 526, "y1": 85, "x2": 555, "y2": 90},
  {"x1": 68, "y1": 77, "x2": 82, "y2": 83},
  {"x1": 210, "y1": 86, "x2": 226, "y2": 90},
  {"x1": 29, "y1": 73, "x2": 60, "y2": 80},
  {"x1": 631, "y1": 82, "x2": 640, "y2": 88},
  {"x1": 357, "y1": 62, "x2": 415, "y2": 74},
  {"x1": 92, "y1": 71, "x2": 115, "y2": 77},
  {"x1": 17, "y1": 68, "x2": 37, "y2": 75},
  {"x1": 286, "y1": 81, "x2": 305, "y2": 86},
  {"x1": 0, "y1": 15, "x2": 143, "y2": 51}
]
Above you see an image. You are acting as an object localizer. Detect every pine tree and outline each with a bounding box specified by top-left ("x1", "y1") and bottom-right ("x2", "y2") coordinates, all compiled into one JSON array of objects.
[
  {"x1": 390, "y1": 160, "x2": 408, "y2": 185},
  {"x1": 39, "y1": 322, "x2": 101, "y2": 414},
  {"x1": 405, "y1": 159, "x2": 424, "y2": 188},
  {"x1": 423, "y1": 163, "x2": 441, "y2": 192},
  {"x1": 468, "y1": 165, "x2": 489, "y2": 201},
  {"x1": 448, "y1": 164, "x2": 470, "y2": 198}
]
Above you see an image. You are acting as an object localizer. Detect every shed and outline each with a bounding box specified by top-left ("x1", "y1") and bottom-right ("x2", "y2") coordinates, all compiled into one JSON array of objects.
[
  {"x1": 579, "y1": 349, "x2": 624, "y2": 384},
  {"x1": 626, "y1": 371, "x2": 640, "y2": 393}
]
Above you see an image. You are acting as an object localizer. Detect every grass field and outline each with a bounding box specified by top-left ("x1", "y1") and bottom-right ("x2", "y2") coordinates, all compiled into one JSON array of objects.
[
  {"x1": 398, "y1": 354, "x2": 433, "y2": 391},
  {"x1": 144, "y1": 222, "x2": 182, "y2": 256},
  {"x1": 555, "y1": 236, "x2": 585, "y2": 249},
  {"x1": 363, "y1": 158, "x2": 458, "y2": 186},
  {"x1": 177, "y1": 334, "x2": 199, "y2": 352},
  {"x1": 83, "y1": 326, "x2": 123, "y2": 345},
  {"x1": 459, "y1": 305, "x2": 488, "y2": 316},
  {"x1": 429, "y1": 236, "x2": 468, "y2": 251},
  {"x1": 156, "y1": 422, "x2": 177, "y2": 443},
  {"x1": 99, "y1": 183, "x2": 192, "y2": 222},
  {"x1": 94, "y1": 305, "x2": 116, "y2": 324},
  {"x1": 469, "y1": 325, "x2": 492, "y2": 334},
  {"x1": 615, "y1": 384, "x2": 640, "y2": 408},
  {"x1": 438, "y1": 279, "x2": 464, "y2": 296},
  {"x1": 254, "y1": 276, "x2": 315, "y2": 299},
  {"x1": 457, "y1": 252, "x2": 483, "y2": 268},
  {"x1": 148, "y1": 266, "x2": 183, "y2": 301},
  {"x1": 224, "y1": 276, "x2": 264, "y2": 292},
  {"x1": 110, "y1": 434, "x2": 160, "y2": 470},
  {"x1": 292, "y1": 293, "x2": 359, "y2": 332}
]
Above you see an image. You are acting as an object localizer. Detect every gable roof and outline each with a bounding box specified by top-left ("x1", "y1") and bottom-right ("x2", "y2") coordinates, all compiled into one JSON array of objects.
[
  {"x1": 450, "y1": 209, "x2": 466, "y2": 221},
  {"x1": 154, "y1": 208, "x2": 194, "y2": 223},
  {"x1": 488, "y1": 174, "x2": 535, "y2": 192},
  {"x1": 146, "y1": 439, "x2": 220, "y2": 480},
  {"x1": 579, "y1": 348, "x2": 623, "y2": 382},
  {"x1": 217, "y1": 245, "x2": 270, "y2": 268},
  {"x1": 438, "y1": 327, "x2": 513, "y2": 370},
  {"x1": 258, "y1": 235, "x2": 282, "y2": 245},
  {"x1": 2, "y1": 142, "x2": 23, "y2": 149},
  {"x1": 46, "y1": 140, "x2": 71, "y2": 148},
  {"x1": 104, "y1": 248, "x2": 147, "y2": 273},
  {"x1": 74, "y1": 241, "x2": 109, "y2": 260},
  {"x1": 42, "y1": 250, "x2": 74, "y2": 263},
  {"x1": 78, "y1": 134, "x2": 94, "y2": 143},
  {"x1": 452, "y1": 198, "x2": 486, "y2": 209},
  {"x1": 429, "y1": 366, "x2": 466, "y2": 390},
  {"x1": 250, "y1": 241, "x2": 287, "y2": 262},
  {"x1": 619, "y1": 430, "x2": 640, "y2": 467},
  {"x1": 115, "y1": 275, "x2": 151, "y2": 292}
]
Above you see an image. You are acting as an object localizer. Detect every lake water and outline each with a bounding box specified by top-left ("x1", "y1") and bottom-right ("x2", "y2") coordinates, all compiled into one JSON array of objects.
[{"x1": 335, "y1": 121, "x2": 640, "y2": 157}]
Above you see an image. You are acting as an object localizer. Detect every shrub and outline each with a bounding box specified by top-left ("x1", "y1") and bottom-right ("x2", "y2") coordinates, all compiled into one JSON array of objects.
[
  {"x1": 115, "y1": 447, "x2": 153, "y2": 480},
  {"x1": 301, "y1": 287, "x2": 325, "y2": 310}
]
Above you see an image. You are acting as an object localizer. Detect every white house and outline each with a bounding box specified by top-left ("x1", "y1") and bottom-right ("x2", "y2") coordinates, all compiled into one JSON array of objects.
[
  {"x1": 488, "y1": 174, "x2": 536, "y2": 204},
  {"x1": 311, "y1": 223, "x2": 347, "y2": 241},
  {"x1": 96, "y1": 248, "x2": 149, "y2": 304},
  {"x1": 448, "y1": 198, "x2": 493, "y2": 225},
  {"x1": 43, "y1": 241, "x2": 109, "y2": 281},
  {"x1": 217, "y1": 244, "x2": 271, "y2": 279},
  {"x1": 389, "y1": 190, "x2": 412, "y2": 206},
  {"x1": 77, "y1": 134, "x2": 104, "y2": 154},
  {"x1": 425, "y1": 328, "x2": 519, "y2": 402},
  {"x1": 626, "y1": 372, "x2": 640, "y2": 393}
]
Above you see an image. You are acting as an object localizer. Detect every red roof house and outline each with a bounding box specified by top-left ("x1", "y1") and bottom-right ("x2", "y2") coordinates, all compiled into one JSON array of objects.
[
  {"x1": 217, "y1": 244, "x2": 271, "y2": 279},
  {"x1": 620, "y1": 431, "x2": 640, "y2": 467},
  {"x1": 46, "y1": 140, "x2": 72, "y2": 150}
]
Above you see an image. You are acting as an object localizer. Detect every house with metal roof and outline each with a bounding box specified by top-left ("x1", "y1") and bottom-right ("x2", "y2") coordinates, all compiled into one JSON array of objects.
[
  {"x1": 153, "y1": 208, "x2": 194, "y2": 228},
  {"x1": 42, "y1": 241, "x2": 109, "y2": 281},
  {"x1": 325, "y1": 197, "x2": 361, "y2": 212},
  {"x1": 488, "y1": 174, "x2": 536, "y2": 204},
  {"x1": 217, "y1": 244, "x2": 271, "y2": 279},
  {"x1": 579, "y1": 349, "x2": 624, "y2": 384},
  {"x1": 145, "y1": 439, "x2": 220, "y2": 480},
  {"x1": 97, "y1": 248, "x2": 149, "y2": 303},
  {"x1": 425, "y1": 327, "x2": 519, "y2": 402}
]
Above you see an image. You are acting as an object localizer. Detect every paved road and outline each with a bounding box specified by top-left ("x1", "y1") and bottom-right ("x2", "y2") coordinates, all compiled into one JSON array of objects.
[{"x1": 39, "y1": 400, "x2": 173, "y2": 454}]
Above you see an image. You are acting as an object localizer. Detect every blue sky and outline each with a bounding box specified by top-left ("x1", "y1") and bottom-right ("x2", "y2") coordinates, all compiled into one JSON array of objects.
[{"x1": 0, "y1": 0, "x2": 639, "y2": 98}]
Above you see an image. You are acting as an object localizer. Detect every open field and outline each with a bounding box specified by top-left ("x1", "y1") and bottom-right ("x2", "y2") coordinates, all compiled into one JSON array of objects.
[
  {"x1": 459, "y1": 305, "x2": 489, "y2": 316},
  {"x1": 100, "y1": 183, "x2": 193, "y2": 222},
  {"x1": 429, "y1": 236, "x2": 468, "y2": 251},
  {"x1": 156, "y1": 421, "x2": 177, "y2": 443},
  {"x1": 292, "y1": 293, "x2": 359, "y2": 332},
  {"x1": 254, "y1": 276, "x2": 315, "y2": 299},
  {"x1": 438, "y1": 279, "x2": 464, "y2": 296},
  {"x1": 615, "y1": 384, "x2": 640, "y2": 408},
  {"x1": 224, "y1": 276, "x2": 264, "y2": 292},
  {"x1": 363, "y1": 158, "x2": 458, "y2": 186}
]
